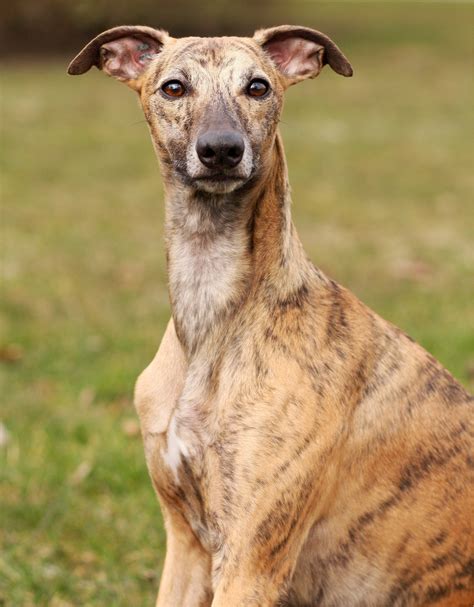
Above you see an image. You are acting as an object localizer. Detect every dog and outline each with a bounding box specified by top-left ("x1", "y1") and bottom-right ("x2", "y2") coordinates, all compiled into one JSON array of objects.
[{"x1": 69, "y1": 25, "x2": 474, "y2": 606}]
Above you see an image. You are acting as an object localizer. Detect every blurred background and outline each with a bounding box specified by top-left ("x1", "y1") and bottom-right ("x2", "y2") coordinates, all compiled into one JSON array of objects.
[{"x1": 1, "y1": 1, "x2": 473, "y2": 605}]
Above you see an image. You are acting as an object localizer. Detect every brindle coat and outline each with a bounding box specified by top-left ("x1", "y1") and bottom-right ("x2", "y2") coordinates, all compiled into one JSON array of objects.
[{"x1": 69, "y1": 26, "x2": 474, "y2": 606}]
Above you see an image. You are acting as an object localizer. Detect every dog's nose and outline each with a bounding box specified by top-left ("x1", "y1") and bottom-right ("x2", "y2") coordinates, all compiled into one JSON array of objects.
[{"x1": 196, "y1": 131, "x2": 245, "y2": 169}]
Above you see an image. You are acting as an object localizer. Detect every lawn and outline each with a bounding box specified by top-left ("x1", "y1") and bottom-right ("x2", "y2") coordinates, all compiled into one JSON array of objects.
[{"x1": 1, "y1": 3, "x2": 473, "y2": 605}]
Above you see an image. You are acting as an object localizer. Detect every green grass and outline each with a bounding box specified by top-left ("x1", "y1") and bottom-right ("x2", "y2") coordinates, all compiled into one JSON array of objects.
[{"x1": 1, "y1": 4, "x2": 473, "y2": 605}]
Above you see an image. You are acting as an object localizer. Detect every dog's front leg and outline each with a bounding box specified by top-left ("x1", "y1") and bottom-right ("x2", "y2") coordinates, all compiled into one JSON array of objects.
[
  {"x1": 135, "y1": 320, "x2": 212, "y2": 605},
  {"x1": 156, "y1": 505, "x2": 212, "y2": 607},
  {"x1": 209, "y1": 436, "x2": 331, "y2": 607},
  {"x1": 211, "y1": 516, "x2": 311, "y2": 607},
  {"x1": 212, "y1": 575, "x2": 281, "y2": 606}
]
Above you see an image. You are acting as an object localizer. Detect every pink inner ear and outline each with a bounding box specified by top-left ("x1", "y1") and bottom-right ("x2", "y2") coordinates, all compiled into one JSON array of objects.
[
  {"x1": 265, "y1": 37, "x2": 324, "y2": 79},
  {"x1": 101, "y1": 37, "x2": 161, "y2": 81}
]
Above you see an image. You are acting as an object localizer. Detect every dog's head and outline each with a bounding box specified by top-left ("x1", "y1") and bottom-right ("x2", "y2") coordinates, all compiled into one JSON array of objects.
[{"x1": 69, "y1": 26, "x2": 352, "y2": 194}]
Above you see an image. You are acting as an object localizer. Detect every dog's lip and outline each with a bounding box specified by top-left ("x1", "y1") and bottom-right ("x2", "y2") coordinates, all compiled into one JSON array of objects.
[{"x1": 193, "y1": 174, "x2": 246, "y2": 182}]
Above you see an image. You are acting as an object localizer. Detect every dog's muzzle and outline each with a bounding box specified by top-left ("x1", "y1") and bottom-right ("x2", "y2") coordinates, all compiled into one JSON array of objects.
[{"x1": 186, "y1": 129, "x2": 254, "y2": 193}]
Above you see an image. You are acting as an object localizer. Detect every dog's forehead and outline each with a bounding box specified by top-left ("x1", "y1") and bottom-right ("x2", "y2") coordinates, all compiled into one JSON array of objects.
[{"x1": 160, "y1": 36, "x2": 268, "y2": 74}]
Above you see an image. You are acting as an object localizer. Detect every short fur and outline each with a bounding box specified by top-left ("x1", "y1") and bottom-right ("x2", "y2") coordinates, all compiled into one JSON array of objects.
[{"x1": 69, "y1": 26, "x2": 474, "y2": 607}]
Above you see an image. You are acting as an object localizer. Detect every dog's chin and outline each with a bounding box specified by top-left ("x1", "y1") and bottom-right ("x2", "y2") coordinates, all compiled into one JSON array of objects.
[{"x1": 191, "y1": 176, "x2": 248, "y2": 195}]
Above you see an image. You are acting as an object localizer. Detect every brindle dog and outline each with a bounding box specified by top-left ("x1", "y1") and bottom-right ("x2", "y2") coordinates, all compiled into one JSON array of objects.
[{"x1": 68, "y1": 26, "x2": 474, "y2": 607}]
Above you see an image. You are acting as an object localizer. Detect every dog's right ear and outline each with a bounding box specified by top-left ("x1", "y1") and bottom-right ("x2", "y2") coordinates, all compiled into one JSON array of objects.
[{"x1": 67, "y1": 26, "x2": 171, "y2": 92}]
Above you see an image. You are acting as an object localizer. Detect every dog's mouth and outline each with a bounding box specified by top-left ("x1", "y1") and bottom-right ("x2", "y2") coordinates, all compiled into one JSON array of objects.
[
  {"x1": 192, "y1": 174, "x2": 247, "y2": 194},
  {"x1": 195, "y1": 173, "x2": 245, "y2": 182},
  {"x1": 190, "y1": 172, "x2": 250, "y2": 194}
]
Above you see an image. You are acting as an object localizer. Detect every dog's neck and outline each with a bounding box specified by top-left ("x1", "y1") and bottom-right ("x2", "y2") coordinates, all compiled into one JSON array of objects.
[{"x1": 163, "y1": 132, "x2": 316, "y2": 356}]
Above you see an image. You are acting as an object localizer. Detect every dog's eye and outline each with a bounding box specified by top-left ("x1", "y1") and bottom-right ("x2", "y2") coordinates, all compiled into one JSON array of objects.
[
  {"x1": 161, "y1": 80, "x2": 186, "y2": 98},
  {"x1": 247, "y1": 79, "x2": 270, "y2": 98}
]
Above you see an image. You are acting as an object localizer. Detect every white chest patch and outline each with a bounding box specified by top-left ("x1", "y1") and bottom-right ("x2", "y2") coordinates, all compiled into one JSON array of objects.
[{"x1": 161, "y1": 414, "x2": 190, "y2": 483}]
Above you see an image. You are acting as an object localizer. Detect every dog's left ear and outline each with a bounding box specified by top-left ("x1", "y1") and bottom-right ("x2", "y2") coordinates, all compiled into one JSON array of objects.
[{"x1": 254, "y1": 25, "x2": 353, "y2": 86}]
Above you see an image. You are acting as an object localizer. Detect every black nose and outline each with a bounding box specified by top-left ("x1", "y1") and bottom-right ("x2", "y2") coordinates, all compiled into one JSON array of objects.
[{"x1": 196, "y1": 131, "x2": 245, "y2": 169}]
